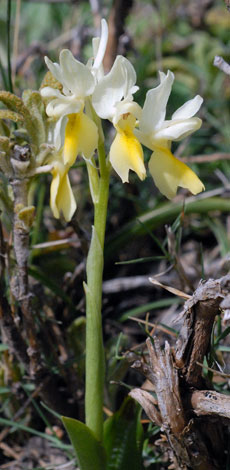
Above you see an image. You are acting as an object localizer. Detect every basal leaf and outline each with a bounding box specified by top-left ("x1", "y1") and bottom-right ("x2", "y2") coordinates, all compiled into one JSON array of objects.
[{"x1": 62, "y1": 416, "x2": 106, "y2": 470}]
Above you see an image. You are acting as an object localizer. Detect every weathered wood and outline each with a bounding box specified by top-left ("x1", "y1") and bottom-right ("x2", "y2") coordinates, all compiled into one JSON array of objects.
[
  {"x1": 130, "y1": 275, "x2": 230, "y2": 469},
  {"x1": 131, "y1": 339, "x2": 221, "y2": 470},
  {"x1": 189, "y1": 390, "x2": 230, "y2": 420},
  {"x1": 175, "y1": 276, "x2": 230, "y2": 387}
]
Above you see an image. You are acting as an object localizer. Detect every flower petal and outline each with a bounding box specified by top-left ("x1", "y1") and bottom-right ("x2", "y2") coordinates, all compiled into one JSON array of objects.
[
  {"x1": 149, "y1": 147, "x2": 204, "y2": 199},
  {"x1": 122, "y1": 57, "x2": 137, "y2": 97},
  {"x1": 51, "y1": 116, "x2": 67, "y2": 150},
  {"x1": 77, "y1": 112, "x2": 98, "y2": 159},
  {"x1": 139, "y1": 70, "x2": 174, "y2": 135},
  {"x1": 63, "y1": 112, "x2": 98, "y2": 166},
  {"x1": 172, "y1": 95, "x2": 203, "y2": 120},
  {"x1": 50, "y1": 163, "x2": 63, "y2": 219},
  {"x1": 44, "y1": 56, "x2": 64, "y2": 86},
  {"x1": 153, "y1": 117, "x2": 202, "y2": 142},
  {"x1": 92, "y1": 55, "x2": 136, "y2": 120},
  {"x1": 59, "y1": 50, "x2": 95, "y2": 97},
  {"x1": 133, "y1": 128, "x2": 154, "y2": 151},
  {"x1": 46, "y1": 95, "x2": 83, "y2": 118},
  {"x1": 92, "y1": 19, "x2": 108, "y2": 71},
  {"x1": 109, "y1": 129, "x2": 146, "y2": 183},
  {"x1": 40, "y1": 87, "x2": 63, "y2": 99},
  {"x1": 56, "y1": 172, "x2": 77, "y2": 221}
]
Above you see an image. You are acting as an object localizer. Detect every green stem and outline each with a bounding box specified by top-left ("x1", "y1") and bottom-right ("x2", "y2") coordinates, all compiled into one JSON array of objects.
[
  {"x1": 7, "y1": 0, "x2": 13, "y2": 93},
  {"x1": 85, "y1": 142, "x2": 110, "y2": 441},
  {"x1": 0, "y1": 57, "x2": 9, "y2": 90}
]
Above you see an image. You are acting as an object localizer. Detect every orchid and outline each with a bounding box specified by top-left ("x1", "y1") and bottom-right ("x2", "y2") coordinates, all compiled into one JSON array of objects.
[
  {"x1": 36, "y1": 18, "x2": 207, "y2": 456},
  {"x1": 40, "y1": 19, "x2": 109, "y2": 221},
  {"x1": 35, "y1": 119, "x2": 77, "y2": 221},
  {"x1": 49, "y1": 151, "x2": 76, "y2": 221},
  {"x1": 92, "y1": 55, "x2": 146, "y2": 183},
  {"x1": 40, "y1": 19, "x2": 108, "y2": 167},
  {"x1": 135, "y1": 70, "x2": 205, "y2": 199}
]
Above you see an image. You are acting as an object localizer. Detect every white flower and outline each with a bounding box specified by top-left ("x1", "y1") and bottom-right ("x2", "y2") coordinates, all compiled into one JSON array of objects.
[
  {"x1": 41, "y1": 19, "x2": 108, "y2": 167},
  {"x1": 135, "y1": 70, "x2": 204, "y2": 199},
  {"x1": 92, "y1": 55, "x2": 146, "y2": 183}
]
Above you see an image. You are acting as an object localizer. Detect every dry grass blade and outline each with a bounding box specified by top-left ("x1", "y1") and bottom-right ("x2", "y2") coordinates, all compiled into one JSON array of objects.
[
  {"x1": 128, "y1": 316, "x2": 178, "y2": 337},
  {"x1": 149, "y1": 277, "x2": 191, "y2": 299}
]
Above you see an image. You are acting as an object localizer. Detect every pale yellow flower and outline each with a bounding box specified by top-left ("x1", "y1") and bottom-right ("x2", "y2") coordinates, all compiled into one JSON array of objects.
[
  {"x1": 110, "y1": 113, "x2": 145, "y2": 183},
  {"x1": 135, "y1": 70, "x2": 204, "y2": 199},
  {"x1": 41, "y1": 20, "x2": 109, "y2": 167},
  {"x1": 92, "y1": 55, "x2": 146, "y2": 182},
  {"x1": 49, "y1": 151, "x2": 76, "y2": 221},
  {"x1": 40, "y1": 20, "x2": 109, "y2": 221}
]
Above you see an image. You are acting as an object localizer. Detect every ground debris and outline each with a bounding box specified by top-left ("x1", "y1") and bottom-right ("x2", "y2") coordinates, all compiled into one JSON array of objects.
[{"x1": 1, "y1": 437, "x2": 76, "y2": 470}]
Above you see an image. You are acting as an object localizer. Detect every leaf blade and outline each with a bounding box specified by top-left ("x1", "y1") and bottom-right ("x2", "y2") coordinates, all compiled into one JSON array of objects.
[{"x1": 62, "y1": 416, "x2": 106, "y2": 470}]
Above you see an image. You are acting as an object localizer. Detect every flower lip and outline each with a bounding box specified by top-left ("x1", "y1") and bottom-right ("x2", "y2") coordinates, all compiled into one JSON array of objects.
[
  {"x1": 50, "y1": 159, "x2": 77, "y2": 221},
  {"x1": 109, "y1": 127, "x2": 146, "y2": 183},
  {"x1": 149, "y1": 146, "x2": 205, "y2": 200}
]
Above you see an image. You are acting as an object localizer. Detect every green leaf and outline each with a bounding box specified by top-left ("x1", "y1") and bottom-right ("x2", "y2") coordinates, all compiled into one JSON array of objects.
[
  {"x1": 119, "y1": 297, "x2": 182, "y2": 323},
  {"x1": 0, "y1": 417, "x2": 70, "y2": 450},
  {"x1": 103, "y1": 397, "x2": 143, "y2": 470},
  {"x1": 214, "y1": 326, "x2": 230, "y2": 346},
  {"x1": 62, "y1": 416, "x2": 106, "y2": 470}
]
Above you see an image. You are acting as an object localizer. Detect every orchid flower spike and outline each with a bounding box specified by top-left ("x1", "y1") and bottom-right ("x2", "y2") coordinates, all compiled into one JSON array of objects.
[
  {"x1": 136, "y1": 70, "x2": 205, "y2": 199},
  {"x1": 92, "y1": 55, "x2": 146, "y2": 183},
  {"x1": 40, "y1": 19, "x2": 108, "y2": 167}
]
